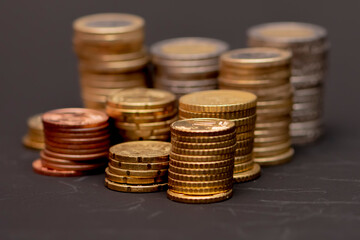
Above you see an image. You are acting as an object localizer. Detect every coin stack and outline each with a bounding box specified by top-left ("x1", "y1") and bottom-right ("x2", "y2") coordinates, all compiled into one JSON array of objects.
[
  {"x1": 219, "y1": 48, "x2": 294, "y2": 166},
  {"x1": 179, "y1": 90, "x2": 261, "y2": 182},
  {"x1": 105, "y1": 141, "x2": 171, "y2": 193},
  {"x1": 168, "y1": 118, "x2": 236, "y2": 204},
  {"x1": 22, "y1": 114, "x2": 45, "y2": 150},
  {"x1": 247, "y1": 22, "x2": 329, "y2": 144},
  {"x1": 32, "y1": 108, "x2": 110, "y2": 177},
  {"x1": 73, "y1": 13, "x2": 149, "y2": 110},
  {"x1": 106, "y1": 88, "x2": 177, "y2": 142},
  {"x1": 150, "y1": 37, "x2": 229, "y2": 98}
]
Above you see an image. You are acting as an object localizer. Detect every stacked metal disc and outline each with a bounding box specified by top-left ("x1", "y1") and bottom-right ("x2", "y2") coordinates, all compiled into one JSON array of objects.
[
  {"x1": 178, "y1": 90, "x2": 261, "y2": 182},
  {"x1": 73, "y1": 13, "x2": 149, "y2": 110},
  {"x1": 247, "y1": 22, "x2": 329, "y2": 144},
  {"x1": 106, "y1": 88, "x2": 177, "y2": 142},
  {"x1": 22, "y1": 114, "x2": 45, "y2": 150},
  {"x1": 168, "y1": 119, "x2": 236, "y2": 204},
  {"x1": 105, "y1": 141, "x2": 171, "y2": 193},
  {"x1": 32, "y1": 108, "x2": 110, "y2": 177},
  {"x1": 150, "y1": 37, "x2": 229, "y2": 98},
  {"x1": 219, "y1": 48, "x2": 294, "y2": 166}
]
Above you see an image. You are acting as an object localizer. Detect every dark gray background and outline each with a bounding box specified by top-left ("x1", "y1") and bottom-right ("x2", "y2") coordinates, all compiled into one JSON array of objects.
[{"x1": 1, "y1": 0, "x2": 359, "y2": 239}]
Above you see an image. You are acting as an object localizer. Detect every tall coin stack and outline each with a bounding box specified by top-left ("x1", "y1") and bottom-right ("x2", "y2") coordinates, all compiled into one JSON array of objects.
[
  {"x1": 73, "y1": 13, "x2": 149, "y2": 110},
  {"x1": 219, "y1": 48, "x2": 294, "y2": 166},
  {"x1": 178, "y1": 90, "x2": 261, "y2": 182},
  {"x1": 168, "y1": 119, "x2": 236, "y2": 204},
  {"x1": 247, "y1": 22, "x2": 329, "y2": 144},
  {"x1": 32, "y1": 108, "x2": 110, "y2": 177},
  {"x1": 105, "y1": 141, "x2": 171, "y2": 193},
  {"x1": 106, "y1": 88, "x2": 177, "y2": 142},
  {"x1": 23, "y1": 114, "x2": 45, "y2": 150},
  {"x1": 150, "y1": 37, "x2": 229, "y2": 98}
]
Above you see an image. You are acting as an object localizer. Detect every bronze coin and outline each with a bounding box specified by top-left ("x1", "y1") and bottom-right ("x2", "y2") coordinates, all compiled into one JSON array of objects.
[
  {"x1": 43, "y1": 123, "x2": 109, "y2": 133},
  {"x1": 43, "y1": 148, "x2": 108, "y2": 161},
  {"x1": 41, "y1": 158, "x2": 106, "y2": 171},
  {"x1": 44, "y1": 139, "x2": 110, "y2": 150},
  {"x1": 40, "y1": 151, "x2": 106, "y2": 165},
  {"x1": 45, "y1": 145, "x2": 109, "y2": 154},
  {"x1": 44, "y1": 131, "x2": 110, "y2": 142},
  {"x1": 32, "y1": 159, "x2": 88, "y2": 177}
]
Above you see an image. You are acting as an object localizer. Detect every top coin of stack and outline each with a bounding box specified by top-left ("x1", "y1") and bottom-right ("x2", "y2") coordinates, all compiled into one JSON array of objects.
[
  {"x1": 73, "y1": 13, "x2": 149, "y2": 110},
  {"x1": 168, "y1": 118, "x2": 236, "y2": 204},
  {"x1": 150, "y1": 37, "x2": 229, "y2": 98},
  {"x1": 22, "y1": 114, "x2": 45, "y2": 150},
  {"x1": 247, "y1": 22, "x2": 329, "y2": 144},
  {"x1": 219, "y1": 48, "x2": 294, "y2": 166},
  {"x1": 32, "y1": 108, "x2": 110, "y2": 177},
  {"x1": 178, "y1": 90, "x2": 261, "y2": 182},
  {"x1": 106, "y1": 88, "x2": 177, "y2": 142}
]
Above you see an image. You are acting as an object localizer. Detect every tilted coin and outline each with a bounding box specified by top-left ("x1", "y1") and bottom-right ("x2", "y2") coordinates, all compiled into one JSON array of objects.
[
  {"x1": 167, "y1": 189, "x2": 233, "y2": 204},
  {"x1": 105, "y1": 168, "x2": 166, "y2": 185},
  {"x1": 105, "y1": 179, "x2": 167, "y2": 193},
  {"x1": 108, "y1": 158, "x2": 168, "y2": 170},
  {"x1": 233, "y1": 163, "x2": 261, "y2": 183},
  {"x1": 108, "y1": 164, "x2": 168, "y2": 178},
  {"x1": 170, "y1": 158, "x2": 233, "y2": 169},
  {"x1": 254, "y1": 148, "x2": 294, "y2": 166}
]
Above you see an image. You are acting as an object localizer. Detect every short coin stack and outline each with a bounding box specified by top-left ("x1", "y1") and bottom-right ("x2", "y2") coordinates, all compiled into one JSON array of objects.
[
  {"x1": 168, "y1": 119, "x2": 236, "y2": 204},
  {"x1": 105, "y1": 141, "x2": 171, "y2": 193},
  {"x1": 150, "y1": 37, "x2": 229, "y2": 98},
  {"x1": 106, "y1": 88, "x2": 177, "y2": 142},
  {"x1": 32, "y1": 108, "x2": 110, "y2": 177},
  {"x1": 179, "y1": 90, "x2": 261, "y2": 182},
  {"x1": 73, "y1": 13, "x2": 149, "y2": 110},
  {"x1": 247, "y1": 22, "x2": 329, "y2": 144},
  {"x1": 22, "y1": 114, "x2": 45, "y2": 150},
  {"x1": 219, "y1": 48, "x2": 294, "y2": 166}
]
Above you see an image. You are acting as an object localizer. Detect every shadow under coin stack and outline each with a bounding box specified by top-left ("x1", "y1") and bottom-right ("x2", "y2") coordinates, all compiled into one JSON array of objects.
[
  {"x1": 178, "y1": 90, "x2": 261, "y2": 183},
  {"x1": 22, "y1": 114, "x2": 45, "y2": 150},
  {"x1": 105, "y1": 141, "x2": 171, "y2": 193},
  {"x1": 73, "y1": 13, "x2": 149, "y2": 110},
  {"x1": 247, "y1": 22, "x2": 329, "y2": 144},
  {"x1": 32, "y1": 108, "x2": 110, "y2": 177},
  {"x1": 106, "y1": 88, "x2": 177, "y2": 142},
  {"x1": 150, "y1": 37, "x2": 229, "y2": 98},
  {"x1": 168, "y1": 119, "x2": 236, "y2": 204},
  {"x1": 219, "y1": 48, "x2": 294, "y2": 166}
]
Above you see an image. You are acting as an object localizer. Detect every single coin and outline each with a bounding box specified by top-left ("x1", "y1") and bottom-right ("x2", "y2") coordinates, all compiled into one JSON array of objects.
[
  {"x1": 234, "y1": 153, "x2": 253, "y2": 164},
  {"x1": 41, "y1": 159, "x2": 106, "y2": 171},
  {"x1": 108, "y1": 158, "x2": 169, "y2": 170},
  {"x1": 168, "y1": 184, "x2": 232, "y2": 195},
  {"x1": 168, "y1": 170, "x2": 232, "y2": 181},
  {"x1": 170, "y1": 158, "x2": 233, "y2": 169},
  {"x1": 171, "y1": 131, "x2": 236, "y2": 143},
  {"x1": 44, "y1": 139, "x2": 110, "y2": 150},
  {"x1": 254, "y1": 148, "x2": 294, "y2": 166},
  {"x1": 168, "y1": 177, "x2": 233, "y2": 188},
  {"x1": 170, "y1": 152, "x2": 234, "y2": 162},
  {"x1": 233, "y1": 163, "x2": 261, "y2": 183},
  {"x1": 105, "y1": 179, "x2": 167, "y2": 193},
  {"x1": 171, "y1": 144, "x2": 237, "y2": 156},
  {"x1": 22, "y1": 136, "x2": 44, "y2": 150},
  {"x1": 179, "y1": 90, "x2": 257, "y2": 112},
  {"x1": 43, "y1": 148, "x2": 108, "y2": 161},
  {"x1": 108, "y1": 164, "x2": 168, "y2": 178},
  {"x1": 44, "y1": 145, "x2": 109, "y2": 155},
  {"x1": 233, "y1": 160, "x2": 254, "y2": 173},
  {"x1": 32, "y1": 159, "x2": 87, "y2": 177},
  {"x1": 167, "y1": 189, "x2": 233, "y2": 204},
  {"x1": 105, "y1": 168, "x2": 166, "y2": 185},
  {"x1": 253, "y1": 140, "x2": 291, "y2": 157},
  {"x1": 178, "y1": 107, "x2": 256, "y2": 119},
  {"x1": 171, "y1": 138, "x2": 236, "y2": 149},
  {"x1": 109, "y1": 141, "x2": 171, "y2": 163},
  {"x1": 169, "y1": 164, "x2": 233, "y2": 175}
]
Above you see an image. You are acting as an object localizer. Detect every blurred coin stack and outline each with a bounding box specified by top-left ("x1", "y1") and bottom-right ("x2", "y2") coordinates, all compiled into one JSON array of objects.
[
  {"x1": 106, "y1": 88, "x2": 177, "y2": 142},
  {"x1": 178, "y1": 90, "x2": 261, "y2": 182},
  {"x1": 105, "y1": 141, "x2": 170, "y2": 192},
  {"x1": 168, "y1": 119, "x2": 236, "y2": 204},
  {"x1": 219, "y1": 48, "x2": 294, "y2": 166},
  {"x1": 73, "y1": 13, "x2": 149, "y2": 110},
  {"x1": 150, "y1": 37, "x2": 229, "y2": 98},
  {"x1": 23, "y1": 114, "x2": 45, "y2": 150},
  {"x1": 247, "y1": 22, "x2": 329, "y2": 144},
  {"x1": 32, "y1": 108, "x2": 110, "y2": 177}
]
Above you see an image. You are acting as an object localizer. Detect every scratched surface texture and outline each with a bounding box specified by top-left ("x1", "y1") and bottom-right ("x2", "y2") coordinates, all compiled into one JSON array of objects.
[{"x1": 1, "y1": 0, "x2": 359, "y2": 239}]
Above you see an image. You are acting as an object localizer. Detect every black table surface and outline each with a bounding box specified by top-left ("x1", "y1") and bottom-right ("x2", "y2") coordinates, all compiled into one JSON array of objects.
[{"x1": 1, "y1": 0, "x2": 360, "y2": 239}]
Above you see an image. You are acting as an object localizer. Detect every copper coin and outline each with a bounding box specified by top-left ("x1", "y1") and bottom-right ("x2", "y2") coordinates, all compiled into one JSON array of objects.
[
  {"x1": 45, "y1": 145, "x2": 109, "y2": 154},
  {"x1": 41, "y1": 158, "x2": 106, "y2": 171},
  {"x1": 44, "y1": 139, "x2": 110, "y2": 150},
  {"x1": 43, "y1": 148, "x2": 108, "y2": 161},
  {"x1": 32, "y1": 159, "x2": 88, "y2": 177},
  {"x1": 40, "y1": 150, "x2": 106, "y2": 165},
  {"x1": 43, "y1": 122, "x2": 109, "y2": 133},
  {"x1": 43, "y1": 129, "x2": 110, "y2": 139}
]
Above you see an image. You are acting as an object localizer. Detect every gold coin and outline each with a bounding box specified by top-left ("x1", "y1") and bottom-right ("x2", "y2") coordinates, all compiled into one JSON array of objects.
[
  {"x1": 218, "y1": 77, "x2": 287, "y2": 88},
  {"x1": 108, "y1": 158, "x2": 168, "y2": 170},
  {"x1": 253, "y1": 140, "x2": 291, "y2": 157},
  {"x1": 233, "y1": 163, "x2": 261, "y2": 183},
  {"x1": 168, "y1": 170, "x2": 232, "y2": 181},
  {"x1": 105, "y1": 178, "x2": 167, "y2": 193},
  {"x1": 114, "y1": 115, "x2": 177, "y2": 130},
  {"x1": 236, "y1": 131, "x2": 255, "y2": 141},
  {"x1": 255, "y1": 128, "x2": 289, "y2": 137},
  {"x1": 220, "y1": 83, "x2": 292, "y2": 99},
  {"x1": 118, "y1": 127, "x2": 170, "y2": 139},
  {"x1": 231, "y1": 115, "x2": 257, "y2": 127},
  {"x1": 235, "y1": 125, "x2": 256, "y2": 134},
  {"x1": 105, "y1": 168, "x2": 166, "y2": 185},
  {"x1": 167, "y1": 189, "x2": 233, "y2": 204},
  {"x1": 171, "y1": 144, "x2": 236, "y2": 156},
  {"x1": 170, "y1": 158, "x2": 233, "y2": 169},
  {"x1": 168, "y1": 184, "x2": 232, "y2": 195},
  {"x1": 254, "y1": 134, "x2": 290, "y2": 146},
  {"x1": 237, "y1": 138, "x2": 254, "y2": 148},
  {"x1": 106, "y1": 105, "x2": 175, "y2": 118},
  {"x1": 112, "y1": 108, "x2": 178, "y2": 123},
  {"x1": 234, "y1": 160, "x2": 254, "y2": 173},
  {"x1": 235, "y1": 145, "x2": 253, "y2": 156},
  {"x1": 179, "y1": 90, "x2": 257, "y2": 113},
  {"x1": 178, "y1": 107, "x2": 256, "y2": 119},
  {"x1": 169, "y1": 164, "x2": 233, "y2": 175},
  {"x1": 234, "y1": 153, "x2": 253, "y2": 164},
  {"x1": 254, "y1": 148, "x2": 294, "y2": 166},
  {"x1": 171, "y1": 131, "x2": 236, "y2": 143},
  {"x1": 171, "y1": 138, "x2": 236, "y2": 149},
  {"x1": 168, "y1": 177, "x2": 233, "y2": 188},
  {"x1": 256, "y1": 118, "x2": 291, "y2": 129},
  {"x1": 22, "y1": 136, "x2": 44, "y2": 150},
  {"x1": 109, "y1": 141, "x2": 171, "y2": 163},
  {"x1": 170, "y1": 151, "x2": 234, "y2": 162},
  {"x1": 256, "y1": 106, "x2": 292, "y2": 117},
  {"x1": 108, "y1": 164, "x2": 168, "y2": 178}
]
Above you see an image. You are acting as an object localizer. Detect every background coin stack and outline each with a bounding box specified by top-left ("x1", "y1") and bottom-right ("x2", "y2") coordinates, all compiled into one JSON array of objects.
[
  {"x1": 73, "y1": 13, "x2": 149, "y2": 110},
  {"x1": 219, "y1": 48, "x2": 294, "y2": 166},
  {"x1": 178, "y1": 90, "x2": 261, "y2": 182},
  {"x1": 150, "y1": 37, "x2": 229, "y2": 98},
  {"x1": 106, "y1": 88, "x2": 177, "y2": 142},
  {"x1": 105, "y1": 141, "x2": 170, "y2": 193},
  {"x1": 168, "y1": 118, "x2": 236, "y2": 204},
  {"x1": 247, "y1": 22, "x2": 329, "y2": 144},
  {"x1": 32, "y1": 108, "x2": 110, "y2": 177},
  {"x1": 23, "y1": 114, "x2": 45, "y2": 150}
]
